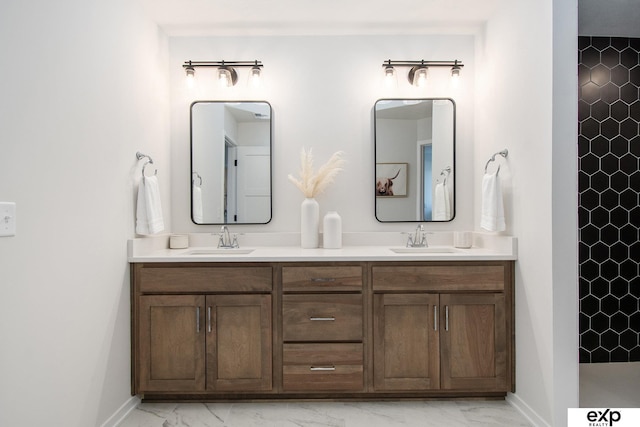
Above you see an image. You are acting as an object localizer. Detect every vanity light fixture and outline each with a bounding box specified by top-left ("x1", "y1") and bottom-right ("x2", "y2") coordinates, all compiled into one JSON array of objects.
[
  {"x1": 217, "y1": 65, "x2": 237, "y2": 87},
  {"x1": 451, "y1": 60, "x2": 462, "y2": 78},
  {"x1": 382, "y1": 59, "x2": 464, "y2": 87},
  {"x1": 409, "y1": 63, "x2": 429, "y2": 87},
  {"x1": 383, "y1": 60, "x2": 397, "y2": 87},
  {"x1": 248, "y1": 63, "x2": 262, "y2": 87},
  {"x1": 185, "y1": 65, "x2": 195, "y2": 88},
  {"x1": 182, "y1": 60, "x2": 264, "y2": 88}
]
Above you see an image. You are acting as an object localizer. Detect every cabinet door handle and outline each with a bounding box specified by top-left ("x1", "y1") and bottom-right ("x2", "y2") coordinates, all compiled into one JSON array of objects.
[
  {"x1": 445, "y1": 305, "x2": 449, "y2": 331},
  {"x1": 311, "y1": 277, "x2": 336, "y2": 283},
  {"x1": 434, "y1": 305, "x2": 438, "y2": 331},
  {"x1": 196, "y1": 307, "x2": 200, "y2": 333},
  {"x1": 310, "y1": 366, "x2": 336, "y2": 371},
  {"x1": 309, "y1": 317, "x2": 335, "y2": 321},
  {"x1": 207, "y1": 306, "x2": 212, "y2": 333}
]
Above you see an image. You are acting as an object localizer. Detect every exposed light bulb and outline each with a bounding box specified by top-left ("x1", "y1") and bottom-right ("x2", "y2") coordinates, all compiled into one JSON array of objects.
[
  {"x1": 218, "y1": 66, "x2": 237, "y2": 87},
  {"x1": 218, "y1": 70, "x2": 228, "y2": 86},
  {"x1": 384, "y1": 65, "x2": 396, "y2": 87},
  {"x1": 415, "y1": 67, "x2": 428, "y2": 87},
  {"x1": 451, "y1": 66, "x2": 461, "y2": 88},
  {"x1": 249, "y1": 66, "x2": 262, "y2": 88},
  {"x1": 218, "y1": 68, "x2": 230, "y2": 87},
  {"x1": 451, "y1": 73, "x2": 460, "y2": 87},
  {"x1": 185, "y1": 67, "x2": 195, "y2": 88}
]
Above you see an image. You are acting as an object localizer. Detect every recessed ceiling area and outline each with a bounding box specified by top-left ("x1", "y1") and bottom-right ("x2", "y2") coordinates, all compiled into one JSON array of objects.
[{"x1": 141, "y1": 0, "x2": 504, "y2": 36}]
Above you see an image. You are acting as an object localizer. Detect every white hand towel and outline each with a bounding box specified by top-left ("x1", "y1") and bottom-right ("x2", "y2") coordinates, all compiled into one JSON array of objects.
[
  {"x1": 480, "y1": 172, "x2": 506, "y2": 232},
  {"x1": 192, "y1": 184, "x2": 203, "y2": 223},
  {"x1": 433, "y1": 182, "x2": 451, "y2": 220},
  {"x1": 136, "y1": 176, "x2": 164, "y2": 235}
]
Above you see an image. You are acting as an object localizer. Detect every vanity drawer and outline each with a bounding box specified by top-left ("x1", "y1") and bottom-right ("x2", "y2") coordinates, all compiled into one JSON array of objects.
[
  {"x1": 283, "y1": 343, "x2": 364, "y2": 391},
  {"x1": 136, "y1": 264, "x2": 273, "y2": 293},
  {"x1": 282, "y1": 294, "x2": 363, "y2": 341},
  {"x1": 282, "y1": 266, "x2": 363, "y2": 292},
  {"x1": 372, "y1": 264, "x2": 505, "y2": 292}
]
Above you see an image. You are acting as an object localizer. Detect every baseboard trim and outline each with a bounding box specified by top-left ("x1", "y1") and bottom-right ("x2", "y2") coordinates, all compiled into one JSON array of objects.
[
  {"x1": 507, "y1": 393, "x2": 551, "y2": 427},
  {"x1": 100, "y1": 396, "x2": 140, "y2": 427}
]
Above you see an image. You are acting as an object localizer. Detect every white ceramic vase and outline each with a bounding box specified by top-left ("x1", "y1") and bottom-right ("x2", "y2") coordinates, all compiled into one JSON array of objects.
[
  {"x1": 300, "y1": 198, "x2": 319, "y2": 248},
  {"x1": 323, "y1": 211, "x2": 342, "y2": 249}
]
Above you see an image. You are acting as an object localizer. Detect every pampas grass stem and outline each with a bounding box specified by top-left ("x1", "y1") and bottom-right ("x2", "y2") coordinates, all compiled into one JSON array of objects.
[{"x1": 288, "y1": 148, "x2": 345, "y2": 198}]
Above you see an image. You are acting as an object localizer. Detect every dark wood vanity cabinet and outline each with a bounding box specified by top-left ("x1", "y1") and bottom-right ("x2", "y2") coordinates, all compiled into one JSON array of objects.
[
  {"x1": 131, "y1": 260, "x2": 514, "y2": 400},
  {"x1": 281, "y1": 265, "x2": 365, "y2": 392},
  {"x1": 132, "y1": 264, "x2": 273, "y2": 395},
  {"x1": 372, "y1": 263, "x2": 513, "y2": 394}
]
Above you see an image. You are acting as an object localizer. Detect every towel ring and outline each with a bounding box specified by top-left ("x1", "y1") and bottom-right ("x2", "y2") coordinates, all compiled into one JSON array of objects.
[
  {"x1": 192, "y1": 172, "x2": 202, "y2": 186},
  {"x1": 136, "y1": 151, "x2": 157, "y2": 180},
  {"x1": 141, "y1": 160, "x2": 157, "y2": 179},
  {"x1": 484, "y1": 149, "x2": 508, "y2": 175},
  {"x1": 439, "y1": 166, "x2": 452, "y2": 185}
]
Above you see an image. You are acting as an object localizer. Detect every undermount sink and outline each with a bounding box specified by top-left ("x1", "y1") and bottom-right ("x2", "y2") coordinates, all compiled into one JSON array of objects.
[
  {"x1": 389, "y1": 247, "x2": 459, "y2": 254},
  {"x1": 187, "y1": 248, "x2": 255, "y2": 255}
]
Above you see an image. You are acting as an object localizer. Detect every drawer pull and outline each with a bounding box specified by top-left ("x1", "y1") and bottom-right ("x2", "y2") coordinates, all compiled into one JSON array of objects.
[
  {"x1": 196, "y1": 307, "x2": 200, "y2": 333},
  {"x1": 310, "y1": 366, "x2": 336, "y2": 371},
  {"x1": 311, "y1": 277, "x2": 337, "y2": 283},
  {"x1": 309, "y1": 317, "x2": 335, "y2": 321},
  {"x1": 207, "y1": 306, "x2": 212, "y2": 333}
]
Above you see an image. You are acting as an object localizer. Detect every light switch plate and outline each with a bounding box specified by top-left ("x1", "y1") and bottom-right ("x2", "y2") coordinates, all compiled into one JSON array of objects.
[{"x1": 0, "y1": 202, "x2": 16, "y2": 237}]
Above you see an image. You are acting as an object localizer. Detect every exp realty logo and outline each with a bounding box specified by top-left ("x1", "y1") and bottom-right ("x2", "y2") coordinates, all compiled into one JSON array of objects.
[
  {"x1": 569, "y1": 408, "x2": 640, "y2": 427},
  {"x1": 586, "y1": 409, "x2": 621, "y2": 426}
]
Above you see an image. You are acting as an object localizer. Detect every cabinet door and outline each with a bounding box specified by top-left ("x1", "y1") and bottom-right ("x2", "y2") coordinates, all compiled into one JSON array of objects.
[
  {"x1": 138, "y1": 295, "x2": 206, "y2": 392},
  {"x1": 373, "y1": 293, "x2": 440, "y2": 390},
  {"x1": 440, "y1": 293, "x2": 507, "y2": 391},
  {"x1": 206, "y1": 294, "x2": 272, "y2": 391}
]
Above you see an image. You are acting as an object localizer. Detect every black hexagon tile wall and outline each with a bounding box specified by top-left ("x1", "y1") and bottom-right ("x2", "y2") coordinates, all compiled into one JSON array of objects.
[{"x1": 578, "y1": 36, "x2": 640, "y2": 363}]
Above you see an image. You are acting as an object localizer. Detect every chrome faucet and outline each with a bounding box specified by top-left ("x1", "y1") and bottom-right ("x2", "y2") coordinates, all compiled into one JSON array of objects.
[
  {"x1": 216, "y1": 225, "x2": 239, "y2": 249},
  {"x1": 406, "y1": 224, "x2": 429, "y2": 248}
]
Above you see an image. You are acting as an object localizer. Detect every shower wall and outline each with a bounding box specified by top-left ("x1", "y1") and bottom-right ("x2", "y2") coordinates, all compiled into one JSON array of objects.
[{"x1": 578, "y1": 36, "x2": 640, "y2": 363}]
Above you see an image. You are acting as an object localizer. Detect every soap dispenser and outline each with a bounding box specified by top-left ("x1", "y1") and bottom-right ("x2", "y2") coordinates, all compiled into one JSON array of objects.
[{"x1": 323, "y1": 211, "x2": 342, "y2": 249}]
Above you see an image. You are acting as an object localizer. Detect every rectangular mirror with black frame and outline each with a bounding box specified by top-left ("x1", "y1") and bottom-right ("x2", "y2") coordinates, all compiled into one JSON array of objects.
[
  {"x1": 374, "y1": 98, "x2": 455, "y2": 222},
  {"x1": 191, "y1": 101, "x2": 272, "y2": 224}
]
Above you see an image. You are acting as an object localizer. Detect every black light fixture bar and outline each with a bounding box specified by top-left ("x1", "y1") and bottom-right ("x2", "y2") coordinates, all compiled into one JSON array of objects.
[
  {"x1": 383, "y1": 59, "x2": 464, "y2": 86},
  {"x1": 183, "y1": 60, "x2": 263, "y2": 69},
  {"x1": 183, "y1": 60, "x2": 264, "y2": 88},
  {"x1": 382, "y1": 59, "x2": 463, "y2": 68}
]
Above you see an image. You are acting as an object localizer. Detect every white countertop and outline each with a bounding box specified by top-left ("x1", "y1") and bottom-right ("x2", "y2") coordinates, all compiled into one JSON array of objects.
[{"x1": 128, "y1": 232, "x2": 517, "y2": 263}]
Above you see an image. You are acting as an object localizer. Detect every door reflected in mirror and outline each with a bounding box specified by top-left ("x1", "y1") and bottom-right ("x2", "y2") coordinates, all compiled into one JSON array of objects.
[
  {"x1": 375, "y1": 98, "x2": 455, "y2": 222},
  {"x1": 191, "y1": 101, "x2": 272, "y2": 224}
]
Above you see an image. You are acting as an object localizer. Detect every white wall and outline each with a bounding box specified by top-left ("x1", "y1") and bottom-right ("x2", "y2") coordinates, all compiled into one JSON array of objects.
[
  {"x1": 552, "y1": 0, "x2": 580, "y2": 425},
  {"x1": 476, "y1": 0, "x2": 578, "y2": 425},
  {"x1": 169, "y1": 35, "x2": 475, "y2": 232},
  {"x1": 376, "y1": 118, "x2": 419, "y2": 221},
  {"x1": 0, "y1": 1, "x2": 170, "y2": 426},
  {"x1": 191, "y1": 102, "x2": 225, "y2": 223}
]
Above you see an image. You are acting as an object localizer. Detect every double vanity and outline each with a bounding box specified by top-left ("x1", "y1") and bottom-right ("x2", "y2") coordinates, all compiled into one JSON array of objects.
[
  {"x1": 132, "y1": 87, "x2": 520, "y2": 402},
  {"x1": 129, "y1": 232, "x2": 516, "y2": 401}
]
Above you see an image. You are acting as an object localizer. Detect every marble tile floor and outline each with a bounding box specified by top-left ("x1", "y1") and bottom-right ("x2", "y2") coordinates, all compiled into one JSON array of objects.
[{"x1": 117, "y1": 400, "x2": 532, "y2": 427}]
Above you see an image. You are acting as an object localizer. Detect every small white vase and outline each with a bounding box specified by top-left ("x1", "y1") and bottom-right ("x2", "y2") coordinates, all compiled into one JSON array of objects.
[
  {"x1": 323, "y1": 211, "x2": 342, "y2": 249},
  {"x1": 300, "y1": 198, "x2": 319, "y2": 248}
]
